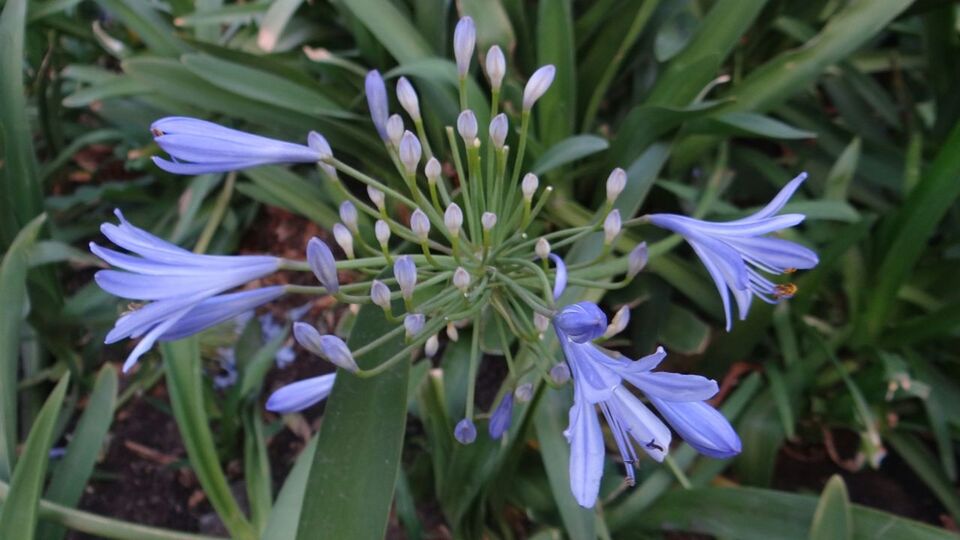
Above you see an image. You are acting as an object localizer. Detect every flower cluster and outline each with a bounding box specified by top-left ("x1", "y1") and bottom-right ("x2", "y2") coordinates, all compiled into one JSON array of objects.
[{"x1": 92, "y1": 15, "x2": 818, "y2": 508}]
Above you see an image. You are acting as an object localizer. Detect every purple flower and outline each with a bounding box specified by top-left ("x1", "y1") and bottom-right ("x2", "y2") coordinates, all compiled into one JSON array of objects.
[
  {"x1": 454, "y1": 418, "x2": 477, "y2": 444},
  {"x1": 553, "y1": 301, "x2": 741, "y2": 508},
  {"x1": 488, "y1": 392, "x2": 514, "y2": 439},
  {"x1": 150, "y1": 117, "x2": 325, "y2": 175},
  {"x1": 266, "y1": 373, "x2": 337, "y2": 413},
  {"x1": 365, "y1": 70, "x2": 389, "y2": 141},
  {"x1": 648, "y1": 173, "x2": 818, "y2": 330},
  {"x1": 90, "y1": 210, "x2": 282, "y2": 372}
]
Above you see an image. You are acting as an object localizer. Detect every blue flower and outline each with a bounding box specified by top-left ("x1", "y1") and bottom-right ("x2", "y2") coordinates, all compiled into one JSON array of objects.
[
  {"x1": 365, "y1": 70, "x2": 389, "y2": 141},
  {"x1": 488, "y1": 392, "x2": 514, "y2": 439},
  {"x1": 150, "y1": 117, "x2": 325, "y2": 175},
  {"x1": 266, "y1": 373, "x2": 337, "y2": 414},
  {"x1": 648, "y1": 173, "x2": 818, "y2": 330},
  {"x1": 91, "y1": 210, "x2": 282, "y2": 372},
  {"x1": 553, "y1": 301, "x2": 741, "y2": 508}
]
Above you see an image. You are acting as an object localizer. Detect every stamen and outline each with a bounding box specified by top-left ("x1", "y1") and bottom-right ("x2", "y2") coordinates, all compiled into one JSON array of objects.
[
  {"x1": 784, "y1": 267, "x2": 797, "y2": 274},
  {"x1": 774, "y1": 283, "x2": 798, "y2": 298},
  {"x1": 150, "y1": 128, "x2": 164, "y2": 137}
]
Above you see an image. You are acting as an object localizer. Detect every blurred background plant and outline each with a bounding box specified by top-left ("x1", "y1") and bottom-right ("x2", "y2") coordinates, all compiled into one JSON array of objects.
[{"x1": 1, "y1": 0, "x2": 959, "y2": 538}]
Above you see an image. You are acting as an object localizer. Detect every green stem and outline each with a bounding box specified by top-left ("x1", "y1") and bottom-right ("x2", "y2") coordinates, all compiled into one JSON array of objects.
[{"x1": 193, "y1": 172, "x2": 236, "y2": 254}]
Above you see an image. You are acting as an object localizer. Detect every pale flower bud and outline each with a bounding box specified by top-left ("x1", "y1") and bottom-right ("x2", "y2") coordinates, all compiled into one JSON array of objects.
[
  {"x1": 457, "y1": 110, "x2": 478, "y2": 143},
  {"x1": 445, "y1": 203, "x2": 463, "y2": 237},
  {"x1": 339, "y1": 201, "x2": 358, "y2": 233},
  {"x1": 627, "y1": 242, "x2": 648, "y2": 279},
  {"x1": 307, "y1": 132, "x2": 337, "y2": 179},
  {"x1": 453, "y1": 17, "x2": 476, "y2": 78},
  {"x1": 535, "y1": 237, "x2": 550, "y2": 261},
  {"x1": 454, "y1": 417, "x2": 476, "y2": 444},
  {"x1": 603, "y1": 209, "x2": 621, "y2": 245},
  {"x1": 307, "y1": 237, "x2": 339, "y2": 293},
  {"x1": 446, "y1": 322, "x2": 459, "y2": 342},
  {"x1": 370, "y1": 279, "x2": 391, "y2": 309},
  {"x1": 394, "y1": 255, "x2": 417, "y2": 300},
  {"x1": 396, "y1": 76, "x2": 421, "y2": 122},
  {"x1": 550, "y1": 363, "x2": 570, "y2": 385},
  {"x1": 425, "y1": 157, "x2": 442, "y2": 185},
  {"x1": 485, "y1": 45, "x2": 506, "y2": 91},
  {"x1": 522, "y1": 65, "x2": 556, "y2": 110},
  {"x1": 367, "y1": 186, "x2": 385, "y2": 211},
  {"x1": 375, "y1": 219, "x2": 391, "y2": 247},
  {"x1": 514, "y1": 383, "x2": 534, "y2": 403},
  {"x1": 293, "y1": 323, "x2": 358, "y2": 372},
  {"x1": 489, "y1": 113, "x2": 508, "y2": 149},
  {"x1": 604, "y1": 306, "x2": 630, "y2": 338},
  {"x1": 410, "y1": 208, "x2": 430, "y2": 240},
  {"x1": 521, "y1": 173, "x2": 538, "y2": 202},
  {"x1": 365, "y1": 70, "x2": 389, "y2": 141},
  {"x1": 399, "y1": 131, "x2": 421, "y2": 174},
  {"x1": 453, "y1": 267, "x2": 471, "y2": 293},
  {"x1": 606, "y1": 167, "x2": 627, "y2": 204},
  {"x1": 425, "y1": 334, "x2": 439, "y2": 357},
  {"x1": 481, "y1": 212, "x2": 497, "y2": 231},
  {"x1": 386, "y1": 114, "x2": 404, "y2": 147},
  {"x1": 333, "y1": 223, "x2": 354, "y2": 258},
  {"x1": 533, "y1": 312, "x2": 550, "y2": 334},
  {"x1": 404, "y1": 313, "x2": 425, "y2": 339}
]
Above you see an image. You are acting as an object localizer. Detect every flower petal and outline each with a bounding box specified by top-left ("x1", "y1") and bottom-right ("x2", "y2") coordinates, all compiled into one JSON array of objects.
[
  {"x1": 265, "y1": 374, "x2": 337, "y2": 413},
  {"x1": 565, "y1": 398, "x2": 605, "y2": 508},
  {"x1": 159, "y1": 287, "x2": 285, "y2": 341},
  {"x1": 610, "y1": 387, "x2": 671, "y2": 462},
  {"x1": 650, "y1": 398, "x2": 741, "y2": 458},
  {"x1": 624, "y1": 371, "x2": 719, "y2": 402}
]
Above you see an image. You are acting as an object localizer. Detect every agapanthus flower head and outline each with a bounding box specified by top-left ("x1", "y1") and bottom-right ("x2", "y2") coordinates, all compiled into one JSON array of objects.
[
  {"x1": 523, "y1": 65, "x2": 556, "y2": 110},
  {"x1": 365, "y1": 70, "x2": 389, "y2": 141},
  {"x1": 648, "y1": 173, "x2": 819, "y2": 330},
  {"x1": 552, "y1": 300, "x2": 741, "y2": 508},
  {"x1": 453, "y1": 16, "x2": 476, "y2": 77},
  {"x1": 394, "y1": 256, "x2": 417, "y2": 300},
  {"x1": 425, "y1": 158, "x2": 442, "y2": 184},
  {"x1": 485, "y1": 45, "x2": 506, "y2": 90},
  {"x1": 399, "y1": 131, "x2": 422, "y2": 174},
  {"x1": 307, "y1": 237, "x2": 339, "y2": 293},
  {"x1": 90, "y1": 210, "x2": 282, "y2": 372},
  {"x1": 266, "y1": 373, "x2": 336, "y2": 413},
  {"x1": 149, "y1": 117, "x2": 324, "y2": 175},
  {"x1": 445, "y1": 203, "x2": 463, "y2": 236},
  {"x1": 411, "y1": 208, "x2": 430, "y2": 240},
  {"x1": 396, "y1": 76, "x2": 421, "y2": 122},
  {"x1": 457, "y1": 110, "x2": 478, "y2": 143},
  {"x1": 489, "y1": 113, "x2": 508, "y2": 149}
]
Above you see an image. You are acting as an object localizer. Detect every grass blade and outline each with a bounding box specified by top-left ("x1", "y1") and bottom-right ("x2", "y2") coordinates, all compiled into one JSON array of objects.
[{"x1": 809, "y1": 475, "x2": 852, "y2": 540}]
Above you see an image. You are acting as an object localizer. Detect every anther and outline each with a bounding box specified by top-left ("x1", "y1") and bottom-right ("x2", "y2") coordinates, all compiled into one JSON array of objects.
[{"x1": 774, "y1": 283, "x2": 798, "y2": 298}]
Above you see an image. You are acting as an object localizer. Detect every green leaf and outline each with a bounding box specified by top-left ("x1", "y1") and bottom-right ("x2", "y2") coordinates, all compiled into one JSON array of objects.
[
  {"x1": 696, "y1": 112, "x2": 817, "y2": 140},
  {"x1": 39, "y1": 366, "x2": 117, "y2": 540},
  {"x1": 338, "y1": 0, "x2": 432, "y2": 63},
  {"x1": 91, "y1": 0, "x2": 187, "y2": 56},
  {"x1": 536, "y1": 0, "x2": 576, "y2": 147},
  {"x1": 862, "y1": 121, "x2": 960, "y2": 340},
  {"x1": 810, "y1": 475, "x2": 853, "y2": 540},
  {"x1": 460, "y1": 0, "x2": 515, "y2": 51},
  {"x1": 162, "y1": 338, "x2": 256, "y2": 540},
  {"x1": 531, "y1": 135, "x2": 609, "y2": 176},
  {"x1": 0, "y1": 0, "x2": 43, "y2": 245},
  {"x1": 242, "y1": 408, "x2": 271, "y2": 535},
  {"x1": 296, "y1": 303, "x2": 410, "y2": 540},
  {"x1": 885, "y1": 431, "x2": 960, "y2": 525},
  {"x1": 634, "y1": 486, "x2": 956, "y2": 540},
  {"x1": 0, "y1": 374, "x2": 69, "y2": 539},
  {"x1": 656, "y1": 304, "x2": 710, "y2": 354},
  {"x1": 0, "y1": 214, "x2": 46, "y2": 480},
  {"x1": 263, "y1": 437, "x2": 317, "y2": 540},
  {"x1": 257, "y1": 0, "x2": 302, "y2": 52},
  {"x1": 654, "y1": 10, "x2": 699, "y2": 62},
  {"x1": 825, "y1": 138, "x2": 861, "y2": 201},
  {"x1": 239, "y1": 166, "x2": 339, "y2": 228}
]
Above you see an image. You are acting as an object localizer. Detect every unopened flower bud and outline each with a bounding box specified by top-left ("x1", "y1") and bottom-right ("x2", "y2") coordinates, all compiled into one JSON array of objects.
[
  {"x1": 515, "y1": 383, "x2": 534, "y2": 402},
  {"x1": 308, "y1": 132, "x2": 337, "y2": 179},
  {"x1": 386, "y1": 114, "x2": 404, "y2": 147},
  {"x1": 370, "y1": 279, "x2": 391, "y2": 309},
  {"x1": 425, "y1": 334, "x2": 439, "y2": 357},
  {"x1": 445, "y1": 203, "x2": 463, "y2": 236},
  {"x1": 307, "y1": 237, "x2": 339, "y2": 293},
  {"x1": 457, "y1": 110, "x2": 478, "y2": 143},
  {"x1": 367, "y1": 186, "x2": 385, "y2": 211},
  {"x1": 488, "y1": 393, "x2": 514, "y2": 439},
  {"x1": 375, "y1": 219, "x2": 390, "y2": 247},
  {"x1": 399, "y1": 131, "x2": 421, "y2": 174},
  {"x1": 627, "y1": 242, "x2": 648, "y2": 279},
  {"x1": 550, "y1": 363, "x2": 570, "y2": 385},
  {"x1": 521, "y1": 173, "x2": 538, "y2": 202},
  {"x1": 394, "y1": 255, "x2": 417, "y2": 300},
  {"x1": 396, "y1": 76, "x2": 421, "y2": 122},
  {"x1": 453, "y1": 17, "x2": 476, "y2": 78},
  {"x1": 404, "y1": 313, "x2": 425, "y2": 339},
  {"x1": 604, "y1": 306, "x2": 630, "y2": 338},
  {"x1": 481, "y1": 212, "x2": 497, "y2": 231},
  {"x1": 523, "y1": 65, "x2": 556, "y2": 110},
  {"x1": 533, "y1": 312, "x2": 550, "y2": 333},
  {"x1": 365, "y1": 70, "x2": 389, "y2": 141},
  {"x1": 453, "y1": 267, "x2": 470, "y2": 293},
  {"x1": 293, "y1": 323, "x2": 358, "y2": 372},
  {"x1": 485, "y1": 45, "x2": 506, "y2": 91},
  {"x1": 603, "y1": 209, "x2": 621, "y2": 245},
  {"x1": 411, "y1": 208, "x2": 430, "y2": 240},
  {"x1": 606, "y1": 168, "x2": 626, "y2": 204},
  {"x1": 535, "y1": 238, "x2": 550, "y2": 260},
  {"x1": 489, "y1": 113, "x2": 508, "y2": 149},
  {"x1": 425, "y1": 157, "x2": 442, "y2": 185},
  {"x1": 339, "y1": 201, "x2": 358, "y2": 233},
  {"x1": 333, "y1": 223, "x2": 354, "y2": 258},
  {"x1": 446, "y1": 322, "x2": 459, "y2": 342}
]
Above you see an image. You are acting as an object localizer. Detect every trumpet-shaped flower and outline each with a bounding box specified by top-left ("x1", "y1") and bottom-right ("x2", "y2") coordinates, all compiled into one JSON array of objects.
[
  {"x1": 648, "y1": 173, "x2": 819, "y2": 330},
  {"x1": 553, "y1": 301, "x2": 741, "y2": 508},
  {"x1": 150, "y1": 117, "x2": 325, "y2": 175},
  {"x1": 91, "y1": 210, "x2": 282, "y2": 371},
  {"x1": 266, "y1": 373, "x2": 337, "y2": 413}
]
